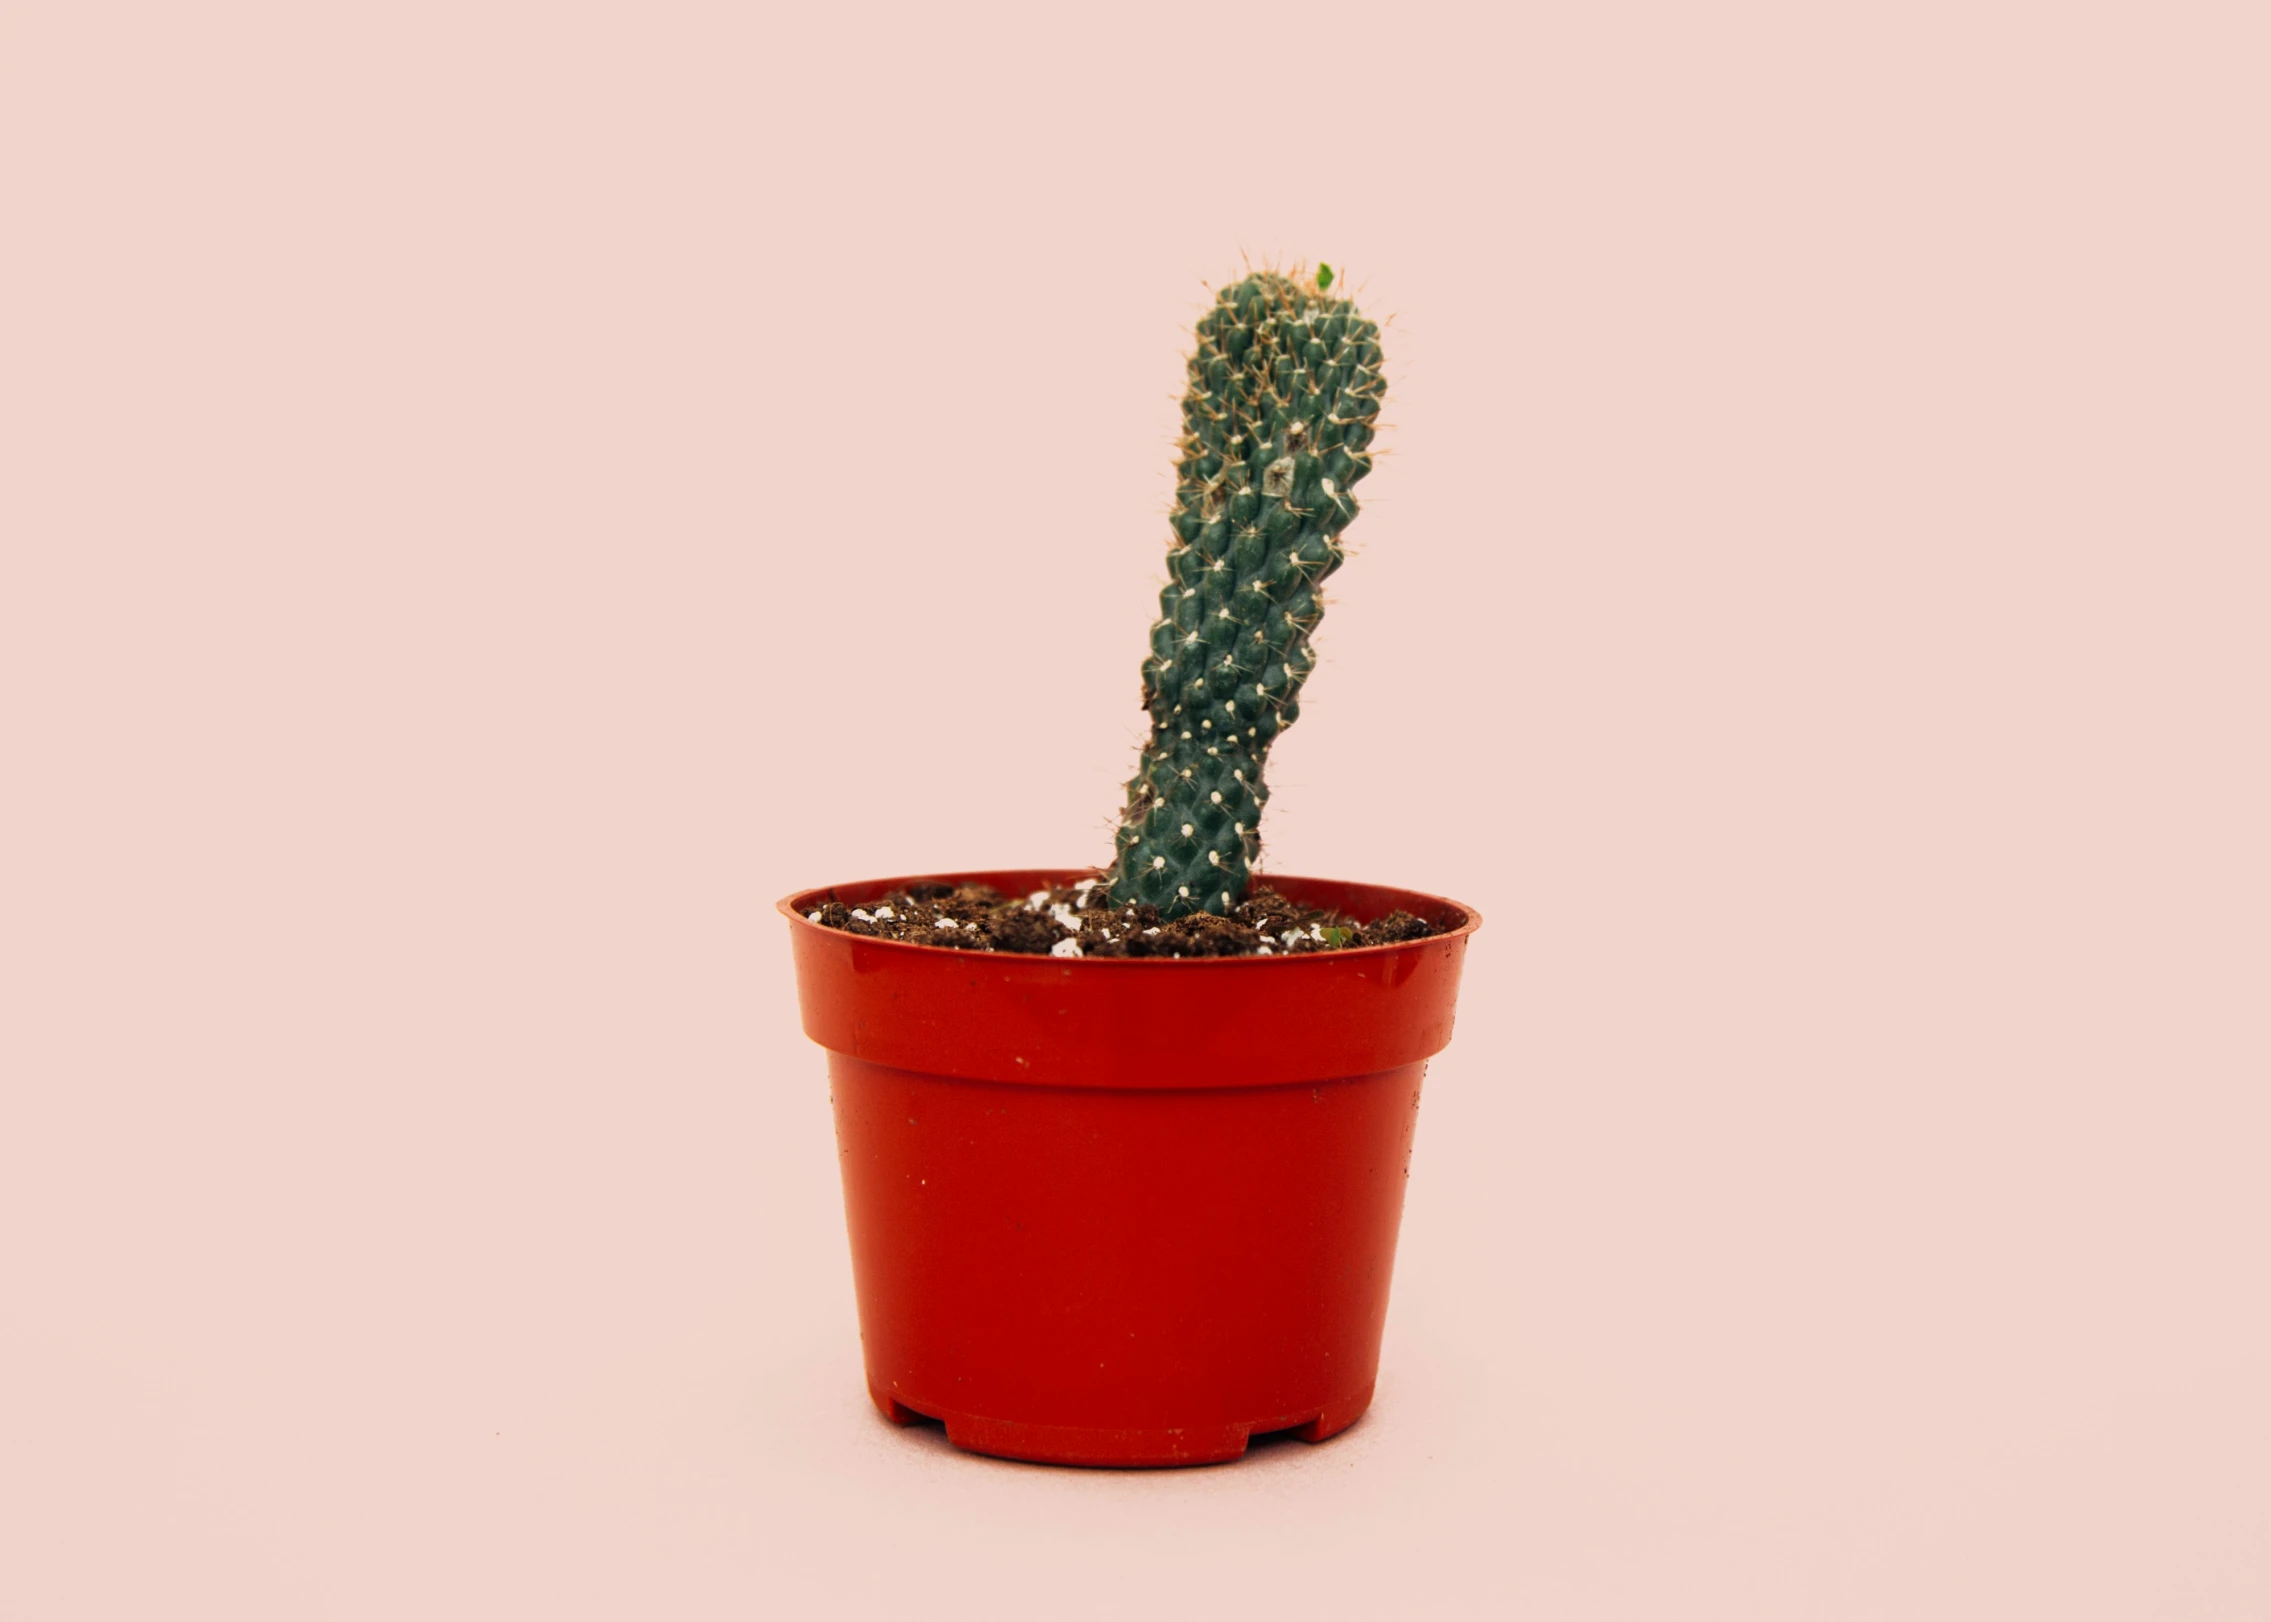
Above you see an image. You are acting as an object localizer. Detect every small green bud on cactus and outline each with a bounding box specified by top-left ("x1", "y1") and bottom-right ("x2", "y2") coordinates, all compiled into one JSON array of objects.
[{"x1": 1105, "y1": 266, "x2": 1384, "y2": 917}]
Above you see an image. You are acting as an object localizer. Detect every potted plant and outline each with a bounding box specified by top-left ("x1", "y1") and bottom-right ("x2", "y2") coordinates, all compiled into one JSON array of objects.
[{"x1": 779, "y1": 265, "x2": 1480, "y2": 1467}]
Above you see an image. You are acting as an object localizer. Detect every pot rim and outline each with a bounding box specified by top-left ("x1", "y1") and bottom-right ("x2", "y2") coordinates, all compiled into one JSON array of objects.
[{"x1": 777, "y1": 867, "x2": 1481, "y2": 967}]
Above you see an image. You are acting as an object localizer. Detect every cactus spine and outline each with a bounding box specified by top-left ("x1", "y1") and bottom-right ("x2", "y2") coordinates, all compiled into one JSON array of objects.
[{"x1": 1105, "y1": 267, "x2": 1384, "y2": 916}]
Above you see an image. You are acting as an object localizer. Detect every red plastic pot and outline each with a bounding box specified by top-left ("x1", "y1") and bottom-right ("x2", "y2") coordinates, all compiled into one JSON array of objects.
[{"x1": 780, "y1": 868, "x2": 1480, "y2": 1467}]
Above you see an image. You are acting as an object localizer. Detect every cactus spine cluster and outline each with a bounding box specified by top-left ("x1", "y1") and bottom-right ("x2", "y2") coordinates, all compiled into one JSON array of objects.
[{"x1": 1105, "y1": 266, "x2": 1384, "y2": 917}]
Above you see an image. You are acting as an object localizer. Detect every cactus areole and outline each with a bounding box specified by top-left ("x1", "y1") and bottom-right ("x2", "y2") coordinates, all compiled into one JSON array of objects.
[{"x1": 1106, "y1": 268, "x2": 1385, "y2": 919}]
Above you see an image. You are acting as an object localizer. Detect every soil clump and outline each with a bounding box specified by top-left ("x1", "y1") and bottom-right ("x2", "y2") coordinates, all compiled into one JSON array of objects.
[{"x1": 801, "y1": 879, "x2": 1435, "y2": 958}]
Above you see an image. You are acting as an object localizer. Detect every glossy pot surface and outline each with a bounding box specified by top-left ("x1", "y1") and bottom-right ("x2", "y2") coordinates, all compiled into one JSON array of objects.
[{"x1": 781, "y1": 869, "x2": 1479, "y2": 1466}]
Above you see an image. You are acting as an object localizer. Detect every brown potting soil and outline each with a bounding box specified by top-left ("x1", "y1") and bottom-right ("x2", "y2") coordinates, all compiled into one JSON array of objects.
[{"x1": 800, "y1": 879, "x2": 1435, "y2": 959}]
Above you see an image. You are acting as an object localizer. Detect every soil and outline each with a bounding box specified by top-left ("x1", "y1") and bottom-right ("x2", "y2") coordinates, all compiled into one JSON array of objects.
[{"x1": 799, "y1": 878, "x2": 1436, "y2": 959}]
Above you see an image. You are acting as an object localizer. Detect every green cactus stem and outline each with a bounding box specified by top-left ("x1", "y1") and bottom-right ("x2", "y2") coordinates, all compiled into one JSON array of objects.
[{"x1": 1105, "y1": 267, "x2": 1384, "y2": 917}]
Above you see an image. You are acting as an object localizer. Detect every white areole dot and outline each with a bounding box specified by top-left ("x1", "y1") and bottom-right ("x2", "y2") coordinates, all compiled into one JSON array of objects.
[
  {"x1": 1151, "y1": 856, "x2": 1166, "y2": 870},
  {"x1": 1181, "y1": 823, "x2": 1194, "y2": 837},
  {"x1": 1210, "y1": 791, "x2": 1222, "y2": 804},
  {"x1": 1178, "y1": 886, "x2": 1190, "y2": 898},
  {"x1": 1208, "y1": 851, "x2": 1221, "y2": 866}
]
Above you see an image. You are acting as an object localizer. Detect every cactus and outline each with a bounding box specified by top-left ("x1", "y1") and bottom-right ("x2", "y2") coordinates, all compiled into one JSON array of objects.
[{"x1": 1104, "y1": 266, "x2": 1385, "y2": 917}]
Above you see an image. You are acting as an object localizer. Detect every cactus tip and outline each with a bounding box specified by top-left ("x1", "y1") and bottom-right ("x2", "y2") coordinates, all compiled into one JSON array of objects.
[{"x1": 1316, "y1": 262, "x2": 1335, "y2": 290}]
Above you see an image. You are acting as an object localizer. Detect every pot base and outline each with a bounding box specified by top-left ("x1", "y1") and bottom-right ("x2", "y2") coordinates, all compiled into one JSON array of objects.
[{"x1": 870, "y1": 1379, "x2": 1375, "y2": 1468}]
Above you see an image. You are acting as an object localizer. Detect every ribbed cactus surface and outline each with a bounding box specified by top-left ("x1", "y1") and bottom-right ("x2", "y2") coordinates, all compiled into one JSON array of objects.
[{"x1": 1105, "y1": 268, "x2": 1384, "y2": 916}]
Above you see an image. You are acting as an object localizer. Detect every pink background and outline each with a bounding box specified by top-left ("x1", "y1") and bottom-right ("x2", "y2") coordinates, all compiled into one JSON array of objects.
[{"x1": 4, "y1": 3, "x2": 2266, "y2": 1617}]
